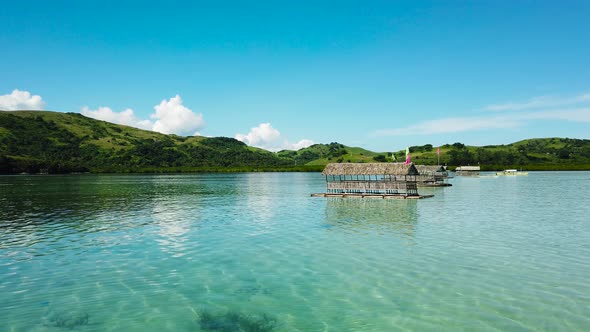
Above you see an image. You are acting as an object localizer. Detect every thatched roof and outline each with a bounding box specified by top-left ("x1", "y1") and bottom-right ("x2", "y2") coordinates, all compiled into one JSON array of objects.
[
  {"x1": 322, "y1": 163, "x2": 419, "y2": 175},
  {"x1": 415, "y1": 165, "x2": 446, "y2": 174}
]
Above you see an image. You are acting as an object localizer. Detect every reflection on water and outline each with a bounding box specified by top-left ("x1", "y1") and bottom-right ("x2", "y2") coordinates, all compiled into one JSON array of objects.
[
  {"x1": 0, "y1": 174, "x2": 230, "y2": 253},
  {"x1": 324, "y1": 198, "x2": 418, "y2": 241},
  {"x1": 0, "y1": 175, "x2": 154, "y2": 251},
  {"x1": 1, "y1": 172, "x2": 590, "y2": 331},
  {"x1": 152, "y1": 198, "x2": 194, "y2": 258},
  {"x1": 243, "y1": 173, "x2": 276, "y2": 224}
]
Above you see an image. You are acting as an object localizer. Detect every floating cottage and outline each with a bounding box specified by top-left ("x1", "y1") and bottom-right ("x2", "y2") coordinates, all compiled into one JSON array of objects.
[
  {"x1": 455, "y1": 165, "x2": 480, "y2": 176},
  {"x1": 415, "y1": 165, "x2": 452, "y2": 187},
  {"x1": 311, "y1": 163, "x2": 433, "y2": 199}
]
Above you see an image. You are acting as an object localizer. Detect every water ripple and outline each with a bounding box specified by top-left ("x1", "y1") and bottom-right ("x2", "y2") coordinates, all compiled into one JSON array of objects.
[{"x1": 0, "y1": 172, "x2": 589, "y2": 331}]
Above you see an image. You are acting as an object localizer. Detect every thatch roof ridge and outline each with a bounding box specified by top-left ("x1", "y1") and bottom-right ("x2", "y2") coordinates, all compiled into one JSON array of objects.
[
  {"x1": 322, "y1": 162, "x2": 418, "y2": 175},
  {"x1": 415, "y1": 165, "x2": 445, "y2": 174}
]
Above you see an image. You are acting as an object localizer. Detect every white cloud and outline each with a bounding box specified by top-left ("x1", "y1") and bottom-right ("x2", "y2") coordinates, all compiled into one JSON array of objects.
[
  {"x1": 374, "y1": 116, "x2": 520, "y2": 136},
  {"x1": 81, "y1": 95, "x2": 204, "y2": 136},
  {"x1": 291, "y1": 139, "x2": 315, "y2": 150},
  {"x1": 236, "y1": 123, "x2": 281, "y2": 148},
  {"x1": 81, "y1": 106, "x2": 153, "y2": 130},
  {"x1": 151, "y1": 95, "x2": 204, "y2": 135},
  {"x1": 375, "y1": 91, "x2": 590, "y2": 137},
  {"x1": 235, "y1": 123, "x2": 314, "y2": 151},
  {"x1": 524, "y1": 107, "x2": 590, "y2": 123},
  {"x1": 0, "y1": 89, "x2": 45, "y2": 110},
  {"x1": 486, "y1": 92, "x2": 590, "y2": 111}
]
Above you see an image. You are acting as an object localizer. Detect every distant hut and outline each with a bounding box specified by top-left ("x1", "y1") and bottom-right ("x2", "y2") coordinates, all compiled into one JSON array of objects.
[
  {"x1": 320, "y1": 162, "x2": 421, "y2": 197},
  {"x1": 455, "y1": 165, "x2": 480, "y2": 176},
  {"x1": 415, "y1": 165, "x2": 450, "y2": 186}
]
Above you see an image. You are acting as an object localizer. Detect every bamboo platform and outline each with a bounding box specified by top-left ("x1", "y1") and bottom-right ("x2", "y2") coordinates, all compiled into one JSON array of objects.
[
  {"x1": 417, "y1": 183, "x2": 452, "y2": 187},
  {"x1": 311, "y1": 193, "x2": 434, "y2": 199}
]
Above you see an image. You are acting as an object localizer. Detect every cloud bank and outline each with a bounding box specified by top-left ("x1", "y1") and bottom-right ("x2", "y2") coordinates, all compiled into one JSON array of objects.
[
  {"x1": 235, "y1": 123, "x2": 314, "y2": 151},
  {"x1": 486, "y1": 92, "x2": 590, "y2": 111},
  {"x1": 0, "y1": 89, "x2": 46, "y2": 110},
  {"x1": 82, "y1": 95, "x2": 205, "y2": 136},
  {"x1": 374, "y1": 116, "x2": 520, "y2": 136},
  {"x1": 375, "y1": 92, "x2": 590, "y2": 137}
]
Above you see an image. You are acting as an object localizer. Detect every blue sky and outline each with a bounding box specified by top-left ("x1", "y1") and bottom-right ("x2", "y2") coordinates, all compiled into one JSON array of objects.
[{"x1": 1, "y1": 0, "x2": 589, "y2": 152}]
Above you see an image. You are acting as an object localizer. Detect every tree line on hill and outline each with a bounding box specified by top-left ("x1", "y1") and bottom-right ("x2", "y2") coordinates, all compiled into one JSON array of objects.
[
  {"x1": 0, "y1": 113, "x2": 300, "y2": 173},
  {"x1": 1, "y1": 111, "x2": 589, "y2": 174},
  {"x1": 369, "y1": 139, "x2": 590, "y2": 170}
]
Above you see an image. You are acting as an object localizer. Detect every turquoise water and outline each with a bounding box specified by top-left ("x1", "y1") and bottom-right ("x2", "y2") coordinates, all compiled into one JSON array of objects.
[{"x1": 1, "y1": 172, "x2": 589, "y2": 331}]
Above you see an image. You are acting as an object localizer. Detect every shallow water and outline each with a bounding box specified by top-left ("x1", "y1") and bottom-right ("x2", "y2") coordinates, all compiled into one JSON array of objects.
[{"x1": 1, "y1": 172, "x2": 589, "y2": 331}]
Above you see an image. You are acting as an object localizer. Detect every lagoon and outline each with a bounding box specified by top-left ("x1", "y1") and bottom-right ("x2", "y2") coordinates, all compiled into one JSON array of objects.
[{"x1": 1, "y1": 172, "x2": 589, "y2": 331}]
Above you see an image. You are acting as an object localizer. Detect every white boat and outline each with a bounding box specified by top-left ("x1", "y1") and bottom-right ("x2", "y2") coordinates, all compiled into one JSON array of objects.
[{"x1": 496, "y1": 169, "x2": 528, "y2": 176}]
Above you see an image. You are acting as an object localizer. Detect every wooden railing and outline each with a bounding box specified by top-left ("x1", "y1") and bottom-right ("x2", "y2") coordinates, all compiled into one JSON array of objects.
[{"x1": 326, "y1": 180, "x2": 419, "y2": 196}]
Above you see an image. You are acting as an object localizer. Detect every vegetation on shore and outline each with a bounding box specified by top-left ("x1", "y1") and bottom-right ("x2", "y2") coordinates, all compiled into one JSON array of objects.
[
  {"x1": 1, "y1": 110, "x2": 589, "y2": 174},
  {"x1": 395, "y1": 140, "x2": 590, "y2": 171}
]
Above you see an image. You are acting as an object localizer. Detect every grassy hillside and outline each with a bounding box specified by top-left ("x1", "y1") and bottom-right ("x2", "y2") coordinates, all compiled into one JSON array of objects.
[
  {"x1": 1, "y1": 111, "x2": 589, "y2": 173},
  {"x1": 396, "y1": 140, "x2": 590, "y2": 170},
  {"x1": 0, "y1": 111, "x2": 317, "y2": 173},
  {"x1": 277, "y1": 143, "x2": 379, "y2": 166},
  {"x1": 286, "y1": 139, "x2": 590, "y2": 171}
]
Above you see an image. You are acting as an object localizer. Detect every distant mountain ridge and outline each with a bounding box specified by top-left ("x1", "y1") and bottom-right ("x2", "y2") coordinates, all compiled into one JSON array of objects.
[{"x1": 1, "y1": 110, "x2": 589, "y2": 174}]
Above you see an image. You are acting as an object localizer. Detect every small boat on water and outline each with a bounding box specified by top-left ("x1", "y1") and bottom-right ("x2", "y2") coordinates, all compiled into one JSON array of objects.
[{"x1": 496, "y1": 169, "x2": 528, "y2": 176}]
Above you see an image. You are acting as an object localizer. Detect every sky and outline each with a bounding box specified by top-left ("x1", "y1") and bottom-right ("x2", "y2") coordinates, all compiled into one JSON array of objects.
[{"x1": 1, "y1": 0, "x2": 589, "y2": 152}]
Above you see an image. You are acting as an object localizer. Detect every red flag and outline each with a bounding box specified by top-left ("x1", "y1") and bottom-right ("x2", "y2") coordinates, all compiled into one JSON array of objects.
[{"x1": 437, "y1": 147, "x2": 440, "y2": 156}]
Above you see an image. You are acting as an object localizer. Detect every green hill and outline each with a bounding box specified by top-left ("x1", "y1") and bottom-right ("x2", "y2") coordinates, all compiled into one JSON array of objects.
[
  {"x1": 277, "y1": 143, "x2": 379, "y2": 166},
  {"x1": 0, "y1": 111, "x2": 309, "y2": 173},
  {"x1": 399, "y1": 140, "x2": 590, "y2": 170},
  {"x1": 1, "y1": 110, "x2": 589, "y2": 173}
]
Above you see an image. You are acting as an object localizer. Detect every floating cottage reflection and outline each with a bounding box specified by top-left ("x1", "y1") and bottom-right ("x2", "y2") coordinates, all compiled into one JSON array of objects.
[
  {"x1": 324, "y1": 198, "x2": 418, "y2": 240},
  {"x1": 312, "y1": 163, "x2": 433, "y2": 199}
]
